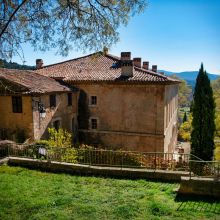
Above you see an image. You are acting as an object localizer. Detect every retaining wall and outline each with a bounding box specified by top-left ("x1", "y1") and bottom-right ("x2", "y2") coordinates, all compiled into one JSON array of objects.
[
  {"x1": 178, "y1": 176, "x2": 220, "y2": 199},
  {"x1": 7, "y1": 157, "x2": 189, "y2": 182}
]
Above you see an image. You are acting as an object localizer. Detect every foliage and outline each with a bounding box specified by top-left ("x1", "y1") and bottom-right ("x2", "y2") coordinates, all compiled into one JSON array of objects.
[
  {"x1": 170, "y1": 75, "x2": 192, "y2": 107},
  {"x1": 182, "y1": 111, "x2": 187, "y2": 123},
  {"x1": 39, "y1": 128, "x2": 77, "y2": 163},
  {"x1": 212, "y1": 77, "x2": 220, "y2": 138},
  {"x1": 1, "y1": 166, "x2": 219, "y2": 220},
  {"x1": 0, "y1": 0, "x2": 146, "y2": 60},
  {"x1": 178, "y1": 115, "x2": 192, "y2": 142},
  {"x1": 47, "y1": 128, "x2": 72, "y2": 148},
  {"x1": 191, "y1": 64, "x2": 216, "y2": 160},
  {"x1": 0, "y1": 58, "x2": 34, "y2": 69}
]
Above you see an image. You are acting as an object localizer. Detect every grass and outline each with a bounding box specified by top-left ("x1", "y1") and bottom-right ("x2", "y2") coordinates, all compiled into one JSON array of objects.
[{"x1": 0, "y1": 166, "x2": 219, "y2": 220}]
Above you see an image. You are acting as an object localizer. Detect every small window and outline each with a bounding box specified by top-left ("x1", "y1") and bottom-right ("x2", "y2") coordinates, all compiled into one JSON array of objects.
[
  {"x1": 12, "y1": 96, "x2": 22, "y2": 113},
  {"x1": 67, "y1": 93, "x2": 72, "y2": 106},
  {"x1": 53, "y1": 120, "x2": 60, "y2": 131},
  {"x1": 91, "y1": 118, "x2": 97, "y2": 129},
  {"x1": 90, "y1": 96, "x2": 97, "y2": 105},
  {"x1": 50, "y1": 94, "x2": 56, "y2": 107}
]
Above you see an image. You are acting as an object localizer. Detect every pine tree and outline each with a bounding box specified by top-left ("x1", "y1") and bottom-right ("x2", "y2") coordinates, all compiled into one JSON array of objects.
[
  {"x1": 183, "y1": 112, "x2": 187, "y2": 123},
  {"x1": 191, "y1": 64, "x2": 216, "y2": 160}
]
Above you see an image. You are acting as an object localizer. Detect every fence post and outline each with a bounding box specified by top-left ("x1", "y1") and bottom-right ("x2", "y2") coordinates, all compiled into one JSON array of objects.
[
  {"x1": 121, "y1": 152, "x2": 123, "y2": 169},
  {"x1": 189, "y1": 161, "x2": 191, "y2": 179},
  {"x1": 218, "y1": 162, "x2": 220, "y2": 180},
  {"x1": 89, "y1": 149, "x2": 92, "y2": 166},
  {"x1": 154, "y1": 152, "x2": 157, "y2": 170},
  {"x1": 7, "y1": 144, "x2": 10, "y2": 157}
]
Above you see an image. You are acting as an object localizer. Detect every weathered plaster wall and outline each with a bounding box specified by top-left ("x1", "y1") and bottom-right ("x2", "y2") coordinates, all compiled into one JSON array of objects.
[
  {"x1": 76, "y1": 83, "x2": 165, "y2": 152},
  {"x1": 33, "y1": 92, "x2": 78, "y2": 140},
  {"x1": 0, "y1": 96, "x2": 33, "y2": 140},
  {"x1": 164, "y1": 84, "x2": 179, "y2": 153}
]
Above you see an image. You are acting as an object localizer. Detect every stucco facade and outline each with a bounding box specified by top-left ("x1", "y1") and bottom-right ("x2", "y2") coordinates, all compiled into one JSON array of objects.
[
  {"x1": 32, "y1": 92, "x2": 78, "y2": 140},
  {"x1": 0, "y1": 69, "x2": 78, "y2": 142},
  {"x1": 75, "y1": 83, "x2": 178, "y2": 152}
]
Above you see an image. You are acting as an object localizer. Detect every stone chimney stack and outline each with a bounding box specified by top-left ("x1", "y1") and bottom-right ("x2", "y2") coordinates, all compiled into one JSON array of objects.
[
  {"x1": 152, "y1": 65, "x2": 157, "y2": 73},
  {"x1": 143, "y1": 61, "x2": 149, "y2": 70},
  {"x1": 121, "y1": 52, "x2": 133, "y2": 77},
  {"x1": 133, "y1": 58, "x2": 141, "y2": 68},
  {"x1": 36, "y1": 59, "x2": 44, "y2": 69},
  {"x1": 121, "y1": 52, "x2": 131, "y2": 61}
]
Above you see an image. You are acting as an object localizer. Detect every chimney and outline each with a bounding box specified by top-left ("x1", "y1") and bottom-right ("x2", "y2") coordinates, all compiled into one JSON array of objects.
[
  {"x1": 103, "y1": 46, "x2": 108, "y2": 55},
  {"x1": 152, "y1": 65, "x2": 157, "y2": 73},
  {"x1": 143, "y1": 61, "x2": 149, "y2": 70},
  {"x1": 36, "y1": 59, "x2": 44, "y2": 69},
  {"x1": 121, "y1": 52, "x2": 131, "y2": 61},
  {"x1": 133, "y1": 57, "x2": 141, "y2": 68},
  {"x1": 121, "y1": 60, "x2": 133, "y2": 77}
]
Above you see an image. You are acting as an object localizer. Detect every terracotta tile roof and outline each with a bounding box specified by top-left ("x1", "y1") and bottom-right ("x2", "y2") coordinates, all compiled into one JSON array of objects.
[
  {"x1": 35, "y1": 52, "x2": 180, "y2": 84},
  {"x1": 0, "y1": 68, "x2": 72, "y2": 94}
]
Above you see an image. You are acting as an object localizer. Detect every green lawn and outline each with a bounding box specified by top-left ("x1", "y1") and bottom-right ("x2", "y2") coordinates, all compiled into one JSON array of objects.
[{"x1": 0, "y1": 166, "x2": 219, "y2": 220}]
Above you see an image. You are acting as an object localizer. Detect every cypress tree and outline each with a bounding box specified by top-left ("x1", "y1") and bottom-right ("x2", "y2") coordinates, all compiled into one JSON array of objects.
[
  {"x1": 191, "y1": 64, "x2": 216, "y2": 160},
  {"x1": 183, "y1": 112, "x2": 187, "y2": 123}
]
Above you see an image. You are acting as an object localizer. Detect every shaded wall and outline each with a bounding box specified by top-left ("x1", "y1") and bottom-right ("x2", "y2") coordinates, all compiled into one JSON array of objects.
[
  {"x1": 76, "y1": 83, "x2": 165, "y2": 152},
  {"x1": 33, "y1": 92, "x2": 78, "y2": 140}
]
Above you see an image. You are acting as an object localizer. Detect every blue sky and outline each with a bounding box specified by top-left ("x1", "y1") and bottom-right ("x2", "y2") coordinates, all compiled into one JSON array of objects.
[{"x1": 14, "y1": 0, "x2": 220, "y2": 74}]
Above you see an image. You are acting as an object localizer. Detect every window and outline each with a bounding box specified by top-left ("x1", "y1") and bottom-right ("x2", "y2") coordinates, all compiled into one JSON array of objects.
[
  {"x1": 91, "y1": 118, "x2": 97, "y2": 129},
  {"x1": 67, "y1": 93, "x2": 72, "y2": 106},
  {"x1": 53, "y1": 120, "x2": 60, "y2": 131},
  {"x1": 12, "y1": 96, "x2": 22, "y2": 113},
  {"x1": 50, "y1": 94, "x2": 56, "y2": 107},
  {"x1": 90, "y1": 96, "x2": 97, "y2": 105}
]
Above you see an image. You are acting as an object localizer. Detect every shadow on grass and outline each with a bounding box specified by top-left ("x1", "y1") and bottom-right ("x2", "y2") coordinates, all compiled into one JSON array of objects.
[{"x1": 175, "y1": 194, "x2": 220, "y2": 214}]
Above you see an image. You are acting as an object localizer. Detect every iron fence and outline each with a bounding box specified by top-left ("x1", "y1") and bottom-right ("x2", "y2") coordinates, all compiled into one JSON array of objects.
[
  {"x1": 1, "y1": 143, "x2": 219, "y2": 178},
  {"x1": 189, "y1": 160, "x2": 220, "y2": 179},
  {"x1": 1, "y1": 143, "x2": 193, "y2": 170}
]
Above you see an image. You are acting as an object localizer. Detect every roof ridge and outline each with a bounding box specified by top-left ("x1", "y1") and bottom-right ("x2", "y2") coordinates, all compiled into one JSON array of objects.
[
  {"x1": 134, "y1": 66, "x2": 168, "y2": 79},
  {"x1": 37, "y1": 51, "x2": 103, "y2": 69}
]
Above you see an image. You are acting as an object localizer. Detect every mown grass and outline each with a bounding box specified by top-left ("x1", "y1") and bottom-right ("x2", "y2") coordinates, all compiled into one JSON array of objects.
[{"x1": 0, "y1": 165, "x2": 219, "y2": 220}]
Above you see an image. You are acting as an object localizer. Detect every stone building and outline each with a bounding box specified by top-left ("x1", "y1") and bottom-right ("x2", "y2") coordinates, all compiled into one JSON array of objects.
[
  {"x1": 36, "y1": 51, "x2": 180, "y2": 153},
  {"x1": 0, "y1": 68, "x2": 78, "y2": 142}
]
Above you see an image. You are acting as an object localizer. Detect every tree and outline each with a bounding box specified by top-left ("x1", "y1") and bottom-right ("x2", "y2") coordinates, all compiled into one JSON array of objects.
[
  {"x1": 212, "y1": 77, "x2": 220, "y2": 138},
  {"x1": 178, "y1": 113, "x2": 192, "y2": 142},
  {"x1": 170, "y1": 75, "x2": 192, "y2": 107},
  {"x1": 0, "y1": 0, "x2": 146, "y2": 60},
  {"x1": 191, "y1": 64, "x2": 216, "y2": 160},
  {"x1": 182, "y1": 111, "x2": 187, "y2": 123}
]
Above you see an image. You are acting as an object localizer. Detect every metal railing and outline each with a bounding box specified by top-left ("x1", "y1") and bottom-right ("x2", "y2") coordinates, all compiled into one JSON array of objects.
[
  {"x1": 1, "y1": 143, "x2": 192, "y2": 170},
  {"x1": 189, "y1": 160, "x2": 220, "y2": 179},
  {"x1": 1, "y1": 143, "x2": 219, "y2": 178}
]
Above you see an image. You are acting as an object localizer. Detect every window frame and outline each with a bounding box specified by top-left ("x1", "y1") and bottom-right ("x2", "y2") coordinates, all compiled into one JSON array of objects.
[
  {"x1": 67, "y1": 93, "x2": 72, "y2": 106},
  {"x1": 90, "y1": 117, "x2": 98, "y2": 130},
  {"x1": 90, "y1": 96, "x2": 97, "y2": 106},
  {"x1": 12, "y1": 96, "x2": 22, "y2": 113},
  {"x1": 50, "y1": 94, "x2": 56, "y2": 108}
]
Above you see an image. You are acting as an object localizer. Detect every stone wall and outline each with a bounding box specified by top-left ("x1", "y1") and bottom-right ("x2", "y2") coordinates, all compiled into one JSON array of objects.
[
  {"x1": 164, "y1": 84, "x2": 179, "y2": 153},
  {"x1": 0, "y1": 96, "x2": 33, "y2": 141},
  {"x1": 32, "y1": 92, "x2": 78, "y2": 140},
  {"x1": 0, "y1": 92, "x2": 78, "y2": 141},
  {"x1": 8, "y1": 157, "x2": 189, "y2": 182},
  {"x1": 178, "y1": 176, "x2": 220, "y2": 198},
  {"x1": 76, "y1": 83, "x2": 166, "y2": 151}
]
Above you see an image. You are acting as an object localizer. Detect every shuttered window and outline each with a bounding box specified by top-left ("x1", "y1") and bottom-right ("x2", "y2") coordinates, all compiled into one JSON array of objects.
[{"x1": 12, "y1": 96, "x2": 22, "y2": 113}]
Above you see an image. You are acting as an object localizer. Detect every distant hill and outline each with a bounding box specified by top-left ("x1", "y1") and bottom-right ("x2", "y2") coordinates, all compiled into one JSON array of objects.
[
  {"x1": 0, "y1": 59, "x2": 34, "y2": 70},
  {"x1": 162, "y1": 70, "x2": 220, "y2": 88}
]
